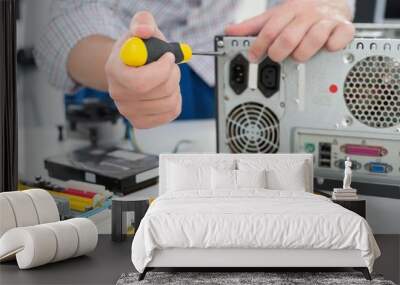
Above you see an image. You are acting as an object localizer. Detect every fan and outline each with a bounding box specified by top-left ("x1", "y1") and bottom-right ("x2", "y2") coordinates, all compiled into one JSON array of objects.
[
  {"x1": 225, "y1": 102, "x2": 279, "y2": 153},
  {"x1": 344, "y1": 55, "x2": 400, "y2": 128}
]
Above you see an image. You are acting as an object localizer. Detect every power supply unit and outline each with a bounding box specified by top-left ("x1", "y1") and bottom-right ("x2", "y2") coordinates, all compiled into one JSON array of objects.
[{"x1": 215, "y1": 34, "x2": 400, "y2": 190}]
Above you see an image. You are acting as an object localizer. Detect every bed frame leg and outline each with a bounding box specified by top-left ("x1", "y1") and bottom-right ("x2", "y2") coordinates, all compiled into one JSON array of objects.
[
  {"x1": 138, "y1": 268, "x2": 148, "y2": 281},
  {"x1": 354, "y1": 267, "x2": 371, "y2": 280}
]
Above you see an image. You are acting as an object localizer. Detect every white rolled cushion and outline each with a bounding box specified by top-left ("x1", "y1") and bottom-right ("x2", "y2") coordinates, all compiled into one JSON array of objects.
[
  {"x1": 236, "y1": 169, "x2": 267, "y2": 189},
  {"x1": 0, "y1": 196, "x2": 17, "y2": 237},
  {"x1": 211, "y1": 168, "x2": 236, "y2": 190},
  {"x1": 0, "y1": 218, "x2": 97, "y2": 269},
  {"x1": 238, "y1": 159, "x2": 308, "y2": 191},
  {"x1": 0, "y1": 226, "x2": 57, "y2": 269},
  {"x1": 42, "y1": 221, "x2": 79, "y2": 262},
  {"x1": 65, "y1": 218, "x2": 98, "y2": 257},
  {"x1": 1, "y1": 192, "x2": 39, "y2": 227},
  {"x1": 24, "y1": 189, "x2": 59, "y2": 224}
]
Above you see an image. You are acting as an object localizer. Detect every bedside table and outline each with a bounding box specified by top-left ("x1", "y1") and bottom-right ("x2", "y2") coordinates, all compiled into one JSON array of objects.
[
  {"x1": 112, "y1": 185, "x2": 158, "y2": 242},
  {"x1": 332, "y1": 199, "x2": 366, "y2": 218}
]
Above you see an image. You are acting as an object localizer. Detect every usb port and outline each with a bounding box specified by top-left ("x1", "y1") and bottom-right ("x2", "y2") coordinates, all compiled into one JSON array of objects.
[
  {"x1": 320, "y1": 154, "x2": 331, "y2": 160},
  {"x1": 318, "y1": 142, "x2": 332, "y2": 168}
]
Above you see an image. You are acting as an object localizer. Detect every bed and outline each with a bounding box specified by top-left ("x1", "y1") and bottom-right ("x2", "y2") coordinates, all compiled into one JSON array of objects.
[{"x1": 131, "y1": 154, "x2": 380, "y2": 281}]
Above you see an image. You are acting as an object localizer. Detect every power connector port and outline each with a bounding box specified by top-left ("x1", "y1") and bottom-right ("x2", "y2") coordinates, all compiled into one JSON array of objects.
[
  {"x1": 258, "y1": 58, "x2": 280, "y2": 98},
  {"x1": 229, "y1": 54, "x2": 249, "y2": 95}
]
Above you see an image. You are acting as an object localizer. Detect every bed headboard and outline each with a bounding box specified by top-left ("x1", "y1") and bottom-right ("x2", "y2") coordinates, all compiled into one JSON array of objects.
[{"x1": 159, "y1": 153, "x2": 314, "y2": 195}]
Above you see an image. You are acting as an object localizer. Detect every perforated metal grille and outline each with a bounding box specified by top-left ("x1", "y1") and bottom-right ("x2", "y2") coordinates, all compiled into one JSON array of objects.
[
  {"x1": 226, "y1": 102, "x2": 279, "y2": 153},
  {"x1": 344, "y1": 55, "x2": 400, "y2": 128}
]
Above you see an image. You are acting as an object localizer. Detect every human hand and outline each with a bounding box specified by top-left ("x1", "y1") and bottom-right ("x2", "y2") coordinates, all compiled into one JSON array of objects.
[
  {"x1": 225, "y1": 0, "x2": 355, "y2": 63},
  {"x1": 105, "y1": 11, "x2": 181, "y2": 129}
]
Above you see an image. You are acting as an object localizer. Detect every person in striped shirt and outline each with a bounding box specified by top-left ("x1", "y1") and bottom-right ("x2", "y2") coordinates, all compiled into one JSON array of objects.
[{"x1": 35, "y1": 0, "x2": 356, "y2": 128}]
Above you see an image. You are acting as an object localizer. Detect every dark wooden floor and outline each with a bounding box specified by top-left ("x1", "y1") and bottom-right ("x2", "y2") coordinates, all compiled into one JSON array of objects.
[
  {"x1": 374, "y1": 235, "x2": 400, "y2": 284},
  {"x1": 0, "y1": 235, "x2": 398, "y2": 285}
]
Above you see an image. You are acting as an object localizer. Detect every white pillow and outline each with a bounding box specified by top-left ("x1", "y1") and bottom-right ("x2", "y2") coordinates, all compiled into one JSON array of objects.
[
  {"x1": 166, "y1": 159, "x2": 235, "y2": 192},
  {"x1": 211, "y1": 169, "x2": 267, "y2": 191},
  {"x1": 238, "y1": 158, "x2": 309, "y2": 191},
  {"x1": 168, "y1": 163, "x2": 211, "y2": 191},
  {"x1": 236, "y1": 169, "x2": 267, "y2": 189},
  {"x1": 211, "y1": 168, "x2": 236, "y2": 190},
  {"x1": 266, "y1": 164, "x2": 306, "y2": 191}
]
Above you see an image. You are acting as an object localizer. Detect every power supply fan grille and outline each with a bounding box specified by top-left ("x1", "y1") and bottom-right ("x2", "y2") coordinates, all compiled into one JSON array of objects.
[
  {"x1": 226, "y1": 102, "x2": 279, "y2": 153},
  {"x1": 344, "y1": 55, "x2": 400, "y2": 128}
]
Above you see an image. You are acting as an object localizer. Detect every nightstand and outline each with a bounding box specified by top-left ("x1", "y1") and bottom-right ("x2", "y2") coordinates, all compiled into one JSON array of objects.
[
  {"x1": 112, "y1": 185, "x2": 158, "y2": 242},
  {"x1": 332, "y1": 199, "x2": 366, "y2": 218}
]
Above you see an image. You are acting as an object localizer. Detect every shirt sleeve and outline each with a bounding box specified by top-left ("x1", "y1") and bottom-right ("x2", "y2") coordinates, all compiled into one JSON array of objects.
[{"x1": 34, "y1": 1, "x2": 128, "y2": 93}]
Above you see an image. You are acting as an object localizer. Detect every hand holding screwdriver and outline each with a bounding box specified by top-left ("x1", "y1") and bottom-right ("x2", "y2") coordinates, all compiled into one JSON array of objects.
[{"x1": 105, "y1": 11, "x2": 182, "y2": 129}]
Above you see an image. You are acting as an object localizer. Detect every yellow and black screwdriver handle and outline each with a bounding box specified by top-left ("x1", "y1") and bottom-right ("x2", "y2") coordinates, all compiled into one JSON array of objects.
[{"x1": 119, "y1": 37, "x2": 193, "y2": 67}]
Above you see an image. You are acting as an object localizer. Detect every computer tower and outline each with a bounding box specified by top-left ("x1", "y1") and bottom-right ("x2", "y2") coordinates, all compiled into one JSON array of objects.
[{"x1": 215, "y1": 33, "x2": 400, "y2": 187}]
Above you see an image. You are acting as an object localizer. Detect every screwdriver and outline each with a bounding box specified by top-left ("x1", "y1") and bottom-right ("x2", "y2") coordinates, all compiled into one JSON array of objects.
[{"x1": 120, "y1": 37, "x2": 224, "y2": 67}]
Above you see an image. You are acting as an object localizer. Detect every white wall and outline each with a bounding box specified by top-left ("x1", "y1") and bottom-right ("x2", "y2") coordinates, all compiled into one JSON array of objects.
[{"x1": 361, "y1": 195, "x2": 400, "y2": 234}]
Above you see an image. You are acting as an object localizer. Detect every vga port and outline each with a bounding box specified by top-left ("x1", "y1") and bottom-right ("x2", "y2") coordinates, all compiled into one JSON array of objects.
[{"x1": 365, "y1": 162, "x2": 393, "y2": 174}]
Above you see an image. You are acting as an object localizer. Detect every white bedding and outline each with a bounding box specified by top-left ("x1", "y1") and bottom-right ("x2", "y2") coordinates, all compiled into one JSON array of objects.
[{"x1": 131, "y1": 190, "x2": 380, "y2": 273}]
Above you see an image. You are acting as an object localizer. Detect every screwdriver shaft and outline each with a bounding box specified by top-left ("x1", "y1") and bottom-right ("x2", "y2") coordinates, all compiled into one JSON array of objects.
[{"x1": 192, "y1": 51, "x2": 225, "y2": 56}]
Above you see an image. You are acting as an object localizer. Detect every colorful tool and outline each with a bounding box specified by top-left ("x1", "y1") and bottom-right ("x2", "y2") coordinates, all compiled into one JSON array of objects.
[{"x1": 120, "y1": 37, "x2": 224, "y2": 67}]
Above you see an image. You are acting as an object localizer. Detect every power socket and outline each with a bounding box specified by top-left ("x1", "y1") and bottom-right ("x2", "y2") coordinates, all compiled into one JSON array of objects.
[
  {"x1": 258, "y1": 57, "x2": 280, "y2": 98},
  {"x1": 229, "y1": 54, "x2": 249, "y2": 95}
]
